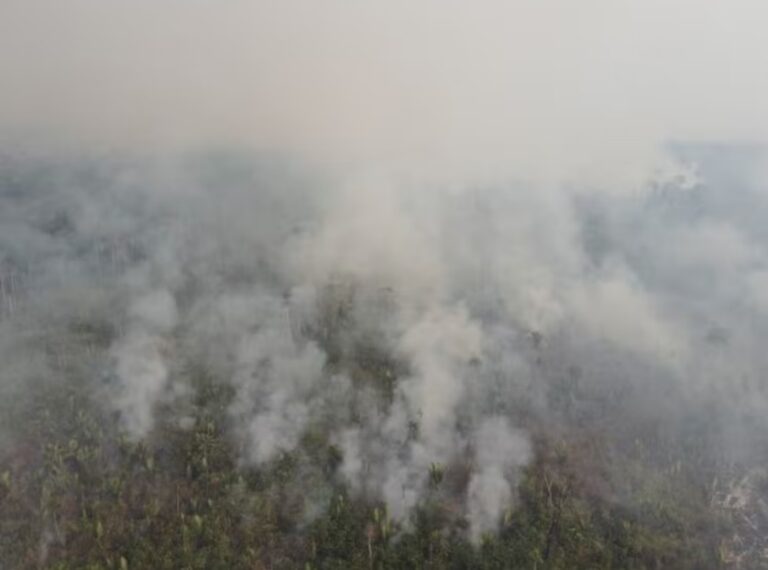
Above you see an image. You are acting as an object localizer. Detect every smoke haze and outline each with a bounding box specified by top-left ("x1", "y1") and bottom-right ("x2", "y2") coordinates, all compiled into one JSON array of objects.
[
  {"x1": 2, "y1": 0, "x2": 768, "y2": 183},
  {"x1": 1, "y1": 0, "x2": 768, "y2": 557}
]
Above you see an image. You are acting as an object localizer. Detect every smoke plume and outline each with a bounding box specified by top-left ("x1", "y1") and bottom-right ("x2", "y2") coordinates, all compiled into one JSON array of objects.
[{"x1": 1, "y1": 0, "x2": 768, "y2": 547}]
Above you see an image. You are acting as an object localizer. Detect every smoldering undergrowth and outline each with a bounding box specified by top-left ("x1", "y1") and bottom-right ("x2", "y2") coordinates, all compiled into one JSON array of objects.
[{"x1": 1, "y1": 144, "x2": 768, "y2": 555}]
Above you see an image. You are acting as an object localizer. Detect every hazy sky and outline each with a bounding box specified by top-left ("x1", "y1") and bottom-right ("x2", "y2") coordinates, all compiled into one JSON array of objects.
[{"x1": 2, "y1": 0, "x2": 768, "y2": 186}]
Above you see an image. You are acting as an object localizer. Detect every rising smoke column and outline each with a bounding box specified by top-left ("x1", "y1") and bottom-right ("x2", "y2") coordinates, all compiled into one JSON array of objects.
[{"x1": 1, "y1": 0, "x2": 768, "y2": 546}]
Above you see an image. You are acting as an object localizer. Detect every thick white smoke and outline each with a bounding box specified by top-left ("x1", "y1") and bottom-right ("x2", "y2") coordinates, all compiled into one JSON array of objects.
[
  {"x1": 467, "y1": 417, "x2": 531, "y2": 541},
  {"x1": 1, "y1": 143, "x2": 768, "y2": 540},
  {"x1": 1, "y1": 0, "x2": 768, "y2": 544},
  {"x1": 111, "y1": 289, "x2": 178, "y2": 439}
]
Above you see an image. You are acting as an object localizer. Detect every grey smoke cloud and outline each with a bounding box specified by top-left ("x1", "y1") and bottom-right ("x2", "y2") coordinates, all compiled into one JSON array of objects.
[
  {"x1": 1, "y1": 0, "x2": 768, "y2": 544},
  {"x1": 2, "y1": 142, "x2": 768, "y2": 541}
]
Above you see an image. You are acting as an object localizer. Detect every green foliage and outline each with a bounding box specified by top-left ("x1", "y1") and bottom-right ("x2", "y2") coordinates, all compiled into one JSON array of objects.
[
  {"x1": 0, "y1": 325, "x2": 739, "y2": 569},
  {"x1": 0, "y1": 389, "x2": 733, "y2": 569}
]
